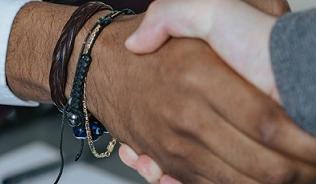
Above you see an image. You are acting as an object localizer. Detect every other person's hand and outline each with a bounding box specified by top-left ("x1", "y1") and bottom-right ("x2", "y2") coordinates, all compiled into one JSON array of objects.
[{"x1": 125, "y1": 0, "x2": 287, "y2": 103}]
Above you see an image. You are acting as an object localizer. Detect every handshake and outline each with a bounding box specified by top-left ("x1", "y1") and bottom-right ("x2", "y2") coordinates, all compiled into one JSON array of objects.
[{"x1": 5, "y1": 0, "x2": 316, "y2": 183}]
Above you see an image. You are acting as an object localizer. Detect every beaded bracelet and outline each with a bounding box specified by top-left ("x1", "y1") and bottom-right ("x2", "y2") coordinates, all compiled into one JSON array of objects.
[
  {"x1": 50, "y1": 2, "x2": 134, "y2": 183},
  {"x1": 50, "y1": 3, "x2": 114, "y2": 184},
  {"x1": 65, "y1": 9, "x2": 135, "y2": 158}
]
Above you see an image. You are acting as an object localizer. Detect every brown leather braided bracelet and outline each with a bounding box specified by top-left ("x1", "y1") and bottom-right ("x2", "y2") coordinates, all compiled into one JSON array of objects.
[
  {"x1": 49, "y1": 2, "x2": 113, "y2": 184},
  {"x1": 50, "y1": 1, "x2": 112, "y2": 110}
]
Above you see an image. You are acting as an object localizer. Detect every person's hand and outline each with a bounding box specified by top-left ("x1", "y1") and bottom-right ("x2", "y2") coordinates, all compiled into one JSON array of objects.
[
  {"x1": 120, "y1": 0, "x2": 306, "y2": 183},
  {"x1": 112, "y1": 35, "x2": 316, "y2": 184},
  {"x1": 90, "y1": 16, "x2": 316, "y2": 184},
  {"x1": 125, "y1": 0, "x2": 288, "y2": 103}
]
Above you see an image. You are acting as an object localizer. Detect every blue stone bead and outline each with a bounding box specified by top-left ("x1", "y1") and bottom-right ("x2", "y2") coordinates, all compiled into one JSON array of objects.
[
  {"x1": 90, "y1": 120, "x2": 106, "y2": 141},
  {"x1": 73, "y1": 125, "x2": 87, "y2": 139},
  {"x1": 71, "y1": 118, "x2": 109, "y2": 141}
]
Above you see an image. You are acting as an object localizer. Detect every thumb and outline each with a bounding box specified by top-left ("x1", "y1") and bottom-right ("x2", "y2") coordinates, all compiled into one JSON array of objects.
[{"x1": 125, "y1": 13, "x2": 170, "y2": 54}]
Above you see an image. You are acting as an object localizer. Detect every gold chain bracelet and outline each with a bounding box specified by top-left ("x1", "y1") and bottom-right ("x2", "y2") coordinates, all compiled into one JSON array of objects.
[{"x1": 83, "y1": 82, "x2": 117, "y2": 158}]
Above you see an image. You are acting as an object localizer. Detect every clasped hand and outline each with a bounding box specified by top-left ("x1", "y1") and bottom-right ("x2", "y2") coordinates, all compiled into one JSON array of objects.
[{"x1": 111, "y1": 0, "x2": 316, "y2": 183}]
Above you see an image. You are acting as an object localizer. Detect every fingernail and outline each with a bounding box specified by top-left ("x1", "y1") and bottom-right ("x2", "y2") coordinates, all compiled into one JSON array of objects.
[
  {"x1": 125, "y1": 146, "x2": 139, "y2": 162},
  {"x1": 137, "y1": 156, "x2": 162, "y2": 182},
  {"x1": 119, "y1": 145, "x2": 139, "y2": 169},
  {"x1": 138, "y1": 164, "x2": 150, "y2": 177}
]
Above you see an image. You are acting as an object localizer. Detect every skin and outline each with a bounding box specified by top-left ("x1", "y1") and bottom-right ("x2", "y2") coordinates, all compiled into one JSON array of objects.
[
  {"x1": 121, "y1": 0, "x2": 294, "y2": 183},
  {"x1": 5, "y1": 1, "x2": 316, "y2": 184},
  {"x1": 120, "y1": 0, "x2": 315, "y2": 183},
  {"x1": 126, "y1": 0, "x2": 282, "y2": 102}
]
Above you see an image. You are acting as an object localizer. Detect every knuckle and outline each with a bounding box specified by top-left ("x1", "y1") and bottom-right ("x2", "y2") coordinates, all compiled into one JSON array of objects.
[
  {"x1": 214, "y1": 172, "x2": 235, "y2": 184},
  {"x1": 173, "y1": 65, "x2": 205, "y2": 94},
  {"x1": 173, "y1": 102, "x2": 205, "y2": 135},
  {"x1": 160, "y1": 104, "x2": 175, "y2": 122},
  {"x1": 166, "y1": 49, "x2": 204, "y2": 82},
  {"x1": 173, "y1": 64, "x2": 196, "y2": 84},
  {"x1": 160, "y1": 41, "x2": 210, "y2": 89},
  {"x1": 181, "y1": 116, "x2": 205, "y2": 136},
  {"x1": 255, "y1": 103, "x2": 284, "y2": 146},
  {"x1": 163, "y1": 138, "x2": 194, "y2": 159},
  {"x1": 264, "y1": 164, "x2": 298, "y2": 184}
]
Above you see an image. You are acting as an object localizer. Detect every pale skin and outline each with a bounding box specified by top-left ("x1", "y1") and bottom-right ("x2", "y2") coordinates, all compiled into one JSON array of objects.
[
  {"x1": 119, "y1": 0, "x2": 305, "y2": 183},
  {"x1": 5, "y1": 1, "x2": 316, "y2": 184},
  {"x1": 127, "y1": 0, "x2": 281, "y2": 102}
]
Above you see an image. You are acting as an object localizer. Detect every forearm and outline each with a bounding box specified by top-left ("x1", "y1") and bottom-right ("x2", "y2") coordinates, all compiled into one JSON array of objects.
[
  {"x1": 6, "y1": 2, "x2": 140, "y2": 104},
  {"x1": 6, "y1": 2, "x2": 76, "y2": 103},
  {"x1": 5, "y1": 1, "x2": 147, "y2": 131}
]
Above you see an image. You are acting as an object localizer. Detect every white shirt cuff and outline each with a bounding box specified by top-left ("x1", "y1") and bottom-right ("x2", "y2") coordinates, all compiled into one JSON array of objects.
[{"x1": 0, "y1": 0, "x2": 39, "y2": 106}]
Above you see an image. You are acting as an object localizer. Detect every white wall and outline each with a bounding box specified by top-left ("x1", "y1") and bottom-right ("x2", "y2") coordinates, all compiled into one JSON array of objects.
[{"x1": 288, "y1": 0, "x2": 316, "y2": 11}]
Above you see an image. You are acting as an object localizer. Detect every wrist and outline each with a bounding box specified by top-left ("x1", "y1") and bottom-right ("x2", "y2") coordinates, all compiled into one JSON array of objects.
[
  {"x1": 248, "y1": 16, "x2": 281, "y2": 103},
  {"x1": 83, "y1": 15, "x2": 144, "y2": 127},
  {"x1": 6, "y1": 2, "x2": 113, "y2": 105},
  {"x1": 188, "y1": 0, "x2": 217, "y2": 40},
  {"x1": 205, "y1": 0, "x2": 281, "y2": 102},
  {"x1": 6, "y1": 2, "x2": 77, "y2": 103}
]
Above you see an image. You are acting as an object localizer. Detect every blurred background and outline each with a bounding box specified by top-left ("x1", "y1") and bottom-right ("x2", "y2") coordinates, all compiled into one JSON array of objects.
[
  {"x1": 288, "y1": 0, "x2": 316, "y2": 11},
  {"x1": 1, "y1": 0, "x2": 316, "y2": 184}
]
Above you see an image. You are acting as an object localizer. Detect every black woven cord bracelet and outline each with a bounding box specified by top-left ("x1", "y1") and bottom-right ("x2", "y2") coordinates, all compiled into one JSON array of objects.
[
  {"x1": 52, "y1": 6, "x2": 134, "y2": 184},
  {"x1": 62, "y1": 8, "x2": 134, "y2": 161},
  {"x1": 64, "y1": 9, "x2": 135, "y2": 134}
]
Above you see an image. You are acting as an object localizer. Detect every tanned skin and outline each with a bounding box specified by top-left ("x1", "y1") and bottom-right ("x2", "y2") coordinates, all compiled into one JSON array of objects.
[
  {"x1": 5, "y1": 1, "x2": 316, "y2": 183},
  {"x1": 244, "y1": 0, "x2": 290, "y2": 16}
]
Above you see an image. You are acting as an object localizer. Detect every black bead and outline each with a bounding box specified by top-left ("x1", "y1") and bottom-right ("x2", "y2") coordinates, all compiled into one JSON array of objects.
[
  {"x1": 98, "y1": 16, "x2": 112, "y2": 26},
  {"x1": 80, "y1": 54, "x2": 91, "y2": 62},
  {"x1": 65, "y1": 109, "x2": 84, "y2": 127}
]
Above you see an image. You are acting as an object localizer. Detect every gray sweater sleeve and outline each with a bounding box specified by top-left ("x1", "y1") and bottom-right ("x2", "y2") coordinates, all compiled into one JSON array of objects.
[{"x1": 270, "y1": 9, "x2": 316, "y2": 135}]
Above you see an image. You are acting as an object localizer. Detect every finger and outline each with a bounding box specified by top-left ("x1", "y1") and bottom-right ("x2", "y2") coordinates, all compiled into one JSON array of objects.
[
  {"x1": 161, "y1": 174, "x2": 212, "y2": 184},
  {"x1": 132, "y1": 122, "x2": 257, "y2": 184},
  {"x1": 175, "y1": 138, "x2": 259, "y2": 184},
  {"x1": 125, "y1": 9, "x2": 170, "y2": 54},
  {"x1": 295, "y1": 161, "x2": 316, "y2": 183},
  {"x1": 119, "y1": 144, "x2": 139, "y2": 169},
  {"x1": 134, "y1": 155, "x2": 163, "y2": 184},
  {"x1": 224, "y1": 78, "x2": 316, "y2": 165},
  {"x1": 201, "y1": 106, "x2": 300, "y2": 184},
  {"x1": 160, "y1": 175, "x2": 182, "y2": 184},
  {"x1": 152, "y1": 129, "x2": 259, "y2": 184},
  {"x1": 171, "y1": 100, "x2": 298, "y2": 184},
  {"x1": 192, "y1": 50, "x2": 316, "y2": 165}
]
